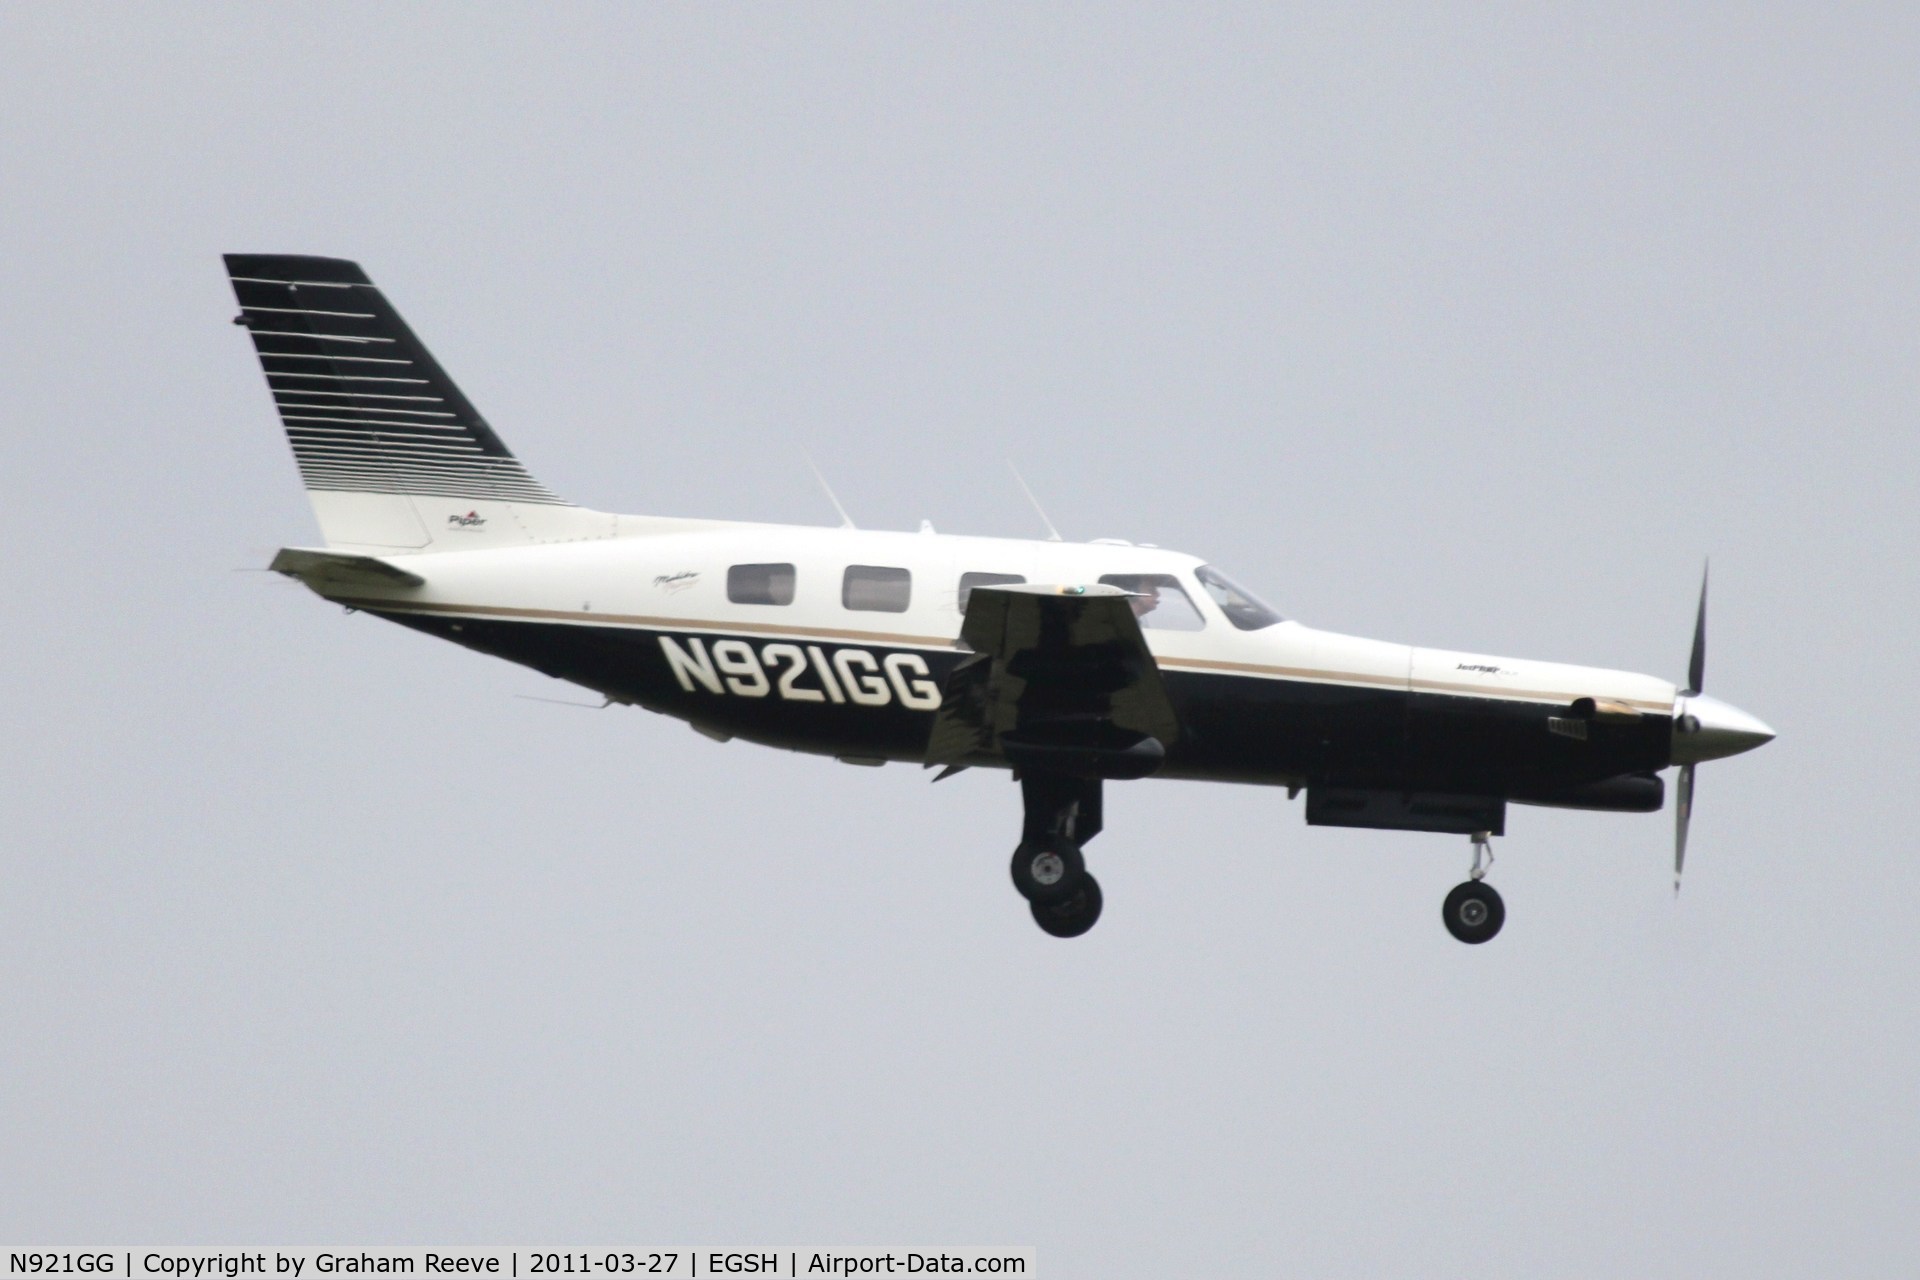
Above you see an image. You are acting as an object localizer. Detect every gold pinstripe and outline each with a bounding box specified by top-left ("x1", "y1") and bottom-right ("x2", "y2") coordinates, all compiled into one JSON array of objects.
[{"x1": 333, "y1": 596, "x2": 1675, "y2": 713}]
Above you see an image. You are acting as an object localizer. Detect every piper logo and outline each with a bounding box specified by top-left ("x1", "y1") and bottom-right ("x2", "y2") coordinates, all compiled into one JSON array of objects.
[
  {"x1": 659, "y1": 635, "x2": 942, "y2": 709},
  {"x1": 447, "y1": 511, "x2": 487, "y2": 528}
]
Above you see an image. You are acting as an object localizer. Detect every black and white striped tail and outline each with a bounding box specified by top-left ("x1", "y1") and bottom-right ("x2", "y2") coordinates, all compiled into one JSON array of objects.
[{"x1": 225, "y1": 254, "x2": 568, "y2": 508}]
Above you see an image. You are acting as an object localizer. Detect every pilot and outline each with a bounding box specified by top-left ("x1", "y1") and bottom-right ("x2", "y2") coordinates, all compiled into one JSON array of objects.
[{"x1": 1126, "y1": 578, "x2": 1161, "y2": 621}]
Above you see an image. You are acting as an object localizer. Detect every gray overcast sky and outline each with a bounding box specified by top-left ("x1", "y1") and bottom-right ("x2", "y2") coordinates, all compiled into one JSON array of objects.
[{"x1": 3, "y1": 4, "x2": 1916, "y2": 1274}]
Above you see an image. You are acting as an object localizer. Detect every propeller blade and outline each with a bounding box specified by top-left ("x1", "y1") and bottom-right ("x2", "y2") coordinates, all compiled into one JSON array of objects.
[
  {"x1": 1686, "y1": 562, "x2": 1709, "y2": 695},
  {"x1": 1674, "y1": 763, "x2": 1695, "y2": 895}
]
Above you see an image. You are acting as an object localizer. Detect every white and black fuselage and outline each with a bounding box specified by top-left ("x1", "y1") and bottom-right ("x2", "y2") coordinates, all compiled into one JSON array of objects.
[
  {"x1": 347, "y1": 525, "x2": 1676, "y2": 814},
  {"x1": 229, "y1": 253, "x2": 1774, "y2": 941}
]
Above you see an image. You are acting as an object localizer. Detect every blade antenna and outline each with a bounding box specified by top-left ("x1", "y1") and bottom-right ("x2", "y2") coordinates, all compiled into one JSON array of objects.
[
  {"x1": 803, "y1": 451, "x2": 857, "y2": 529},
  {"x1": 1008, "y1": 460, "x2": 1063, "y2": 542}
]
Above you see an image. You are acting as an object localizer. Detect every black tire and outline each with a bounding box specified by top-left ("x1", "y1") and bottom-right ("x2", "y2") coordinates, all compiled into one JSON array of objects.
[
  {"x1": 1442, "y1": 880, "x2": 1505, "y2": 944},
  {"x1": 1010, "y1": 836, "x2": 1086, "y2": 904},
  {"x1": 1031, "y1": 874, "x2": 1103, "y2": 938}
]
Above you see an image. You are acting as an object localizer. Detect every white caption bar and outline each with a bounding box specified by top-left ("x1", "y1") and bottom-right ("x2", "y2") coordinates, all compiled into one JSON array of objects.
[{"x1": 0, "y1": 1251, "x2": 1034, "y2": 1279}]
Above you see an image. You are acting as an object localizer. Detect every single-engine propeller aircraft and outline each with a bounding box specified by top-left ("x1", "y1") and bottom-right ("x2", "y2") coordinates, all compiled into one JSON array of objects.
[{"x1": 227, "y1": 254, "x2": 1775, "y2": 942}]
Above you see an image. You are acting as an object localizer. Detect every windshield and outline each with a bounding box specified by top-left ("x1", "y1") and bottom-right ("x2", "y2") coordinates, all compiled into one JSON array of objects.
[{"x1": 1195, "y1": 565, "x2": 1283, "y2": 630}]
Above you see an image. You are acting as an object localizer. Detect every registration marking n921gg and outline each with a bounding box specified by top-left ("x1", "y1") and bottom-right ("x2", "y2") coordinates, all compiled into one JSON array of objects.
[{"x1": 658, "y1": 635, "x2": 941, "y2": 709}]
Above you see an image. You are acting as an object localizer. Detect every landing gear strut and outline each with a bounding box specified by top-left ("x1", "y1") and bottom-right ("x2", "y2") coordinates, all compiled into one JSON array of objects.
[
  {"x1": 1013, "y1": 773, "x2": 1103, "y2": 937},
  {"x1": 1443, "y1": 830, "x2": 1505, "y2": 944}
]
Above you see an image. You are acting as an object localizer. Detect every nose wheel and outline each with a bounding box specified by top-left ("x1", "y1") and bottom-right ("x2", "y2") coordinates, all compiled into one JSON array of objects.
[{"x1": 1443, "y1": 830, "x2": 1505, "y2": 944}]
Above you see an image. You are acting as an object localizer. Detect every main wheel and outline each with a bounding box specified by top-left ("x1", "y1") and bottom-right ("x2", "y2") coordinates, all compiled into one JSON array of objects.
[
  {"x1": 1031, "y1": 874, "x2": 1103, "y2": 938},
  {"x1": 1442, "y1": 880, "x2": 1505, "y2": 944},
  {"x1": 1010, "y1": 836, "x2": 1085, "y2": 904}
]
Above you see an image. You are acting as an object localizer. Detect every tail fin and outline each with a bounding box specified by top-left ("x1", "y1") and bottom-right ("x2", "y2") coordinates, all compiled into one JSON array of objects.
[{"x1": 225, "y1": 254, "x2": 608, "y2": 551}]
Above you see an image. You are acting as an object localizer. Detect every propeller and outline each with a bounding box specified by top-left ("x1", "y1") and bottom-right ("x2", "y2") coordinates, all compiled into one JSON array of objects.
[{"x1": 1675, "y1": 563, "x2": 1707, "y2": 895}]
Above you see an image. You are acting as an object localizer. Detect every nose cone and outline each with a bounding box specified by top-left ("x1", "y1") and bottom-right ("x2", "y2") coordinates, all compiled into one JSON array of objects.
[{"x1": 1672, "y1": 693, "x2": 1776, "y2": 764}]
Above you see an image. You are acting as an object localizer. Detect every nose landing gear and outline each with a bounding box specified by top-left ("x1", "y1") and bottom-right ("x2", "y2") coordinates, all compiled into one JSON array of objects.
[{"x1": 1443, "y1": 830, "x2": 1505, "y2": 944}]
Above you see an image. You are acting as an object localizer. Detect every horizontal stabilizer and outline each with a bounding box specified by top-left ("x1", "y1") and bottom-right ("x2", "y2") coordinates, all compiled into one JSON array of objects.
[{"x1": 270, "y1": 546, "x2": 425, "y2": 593}]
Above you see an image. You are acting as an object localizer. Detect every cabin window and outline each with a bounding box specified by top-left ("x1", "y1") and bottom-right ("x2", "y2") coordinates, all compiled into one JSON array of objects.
[
  {"x1": 1097, "y1": 573, "x2": 1206, "y2": 631},
  {"x1": 1195, "y1": 565, "x2": 1284, "y2": 630},
  {"x1": 957, "y1": 572, "x2": 1025, "y2": 613},
  {"x1": 843, "y1": 565, "x2": 912, "y2": 612},
  {"x1": 728, "y1": 563, "x2": 795, "y2": 606}
]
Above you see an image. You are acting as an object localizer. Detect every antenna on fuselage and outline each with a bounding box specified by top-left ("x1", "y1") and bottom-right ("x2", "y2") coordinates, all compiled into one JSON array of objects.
[
  {"x1": 802, "y1": 451, "x2": 857, "y2": 529},
  {"x1": 1008, "y1": 460, "x2": 1063, "y2": 542},
  {"x1": 514, "y1": 694, "x2": 611, "y2": 709}
]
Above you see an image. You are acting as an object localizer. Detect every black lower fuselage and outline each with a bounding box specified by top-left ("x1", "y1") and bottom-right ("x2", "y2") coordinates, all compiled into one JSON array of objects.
[{"x1": 379, "y1": 610, "x2": 1673, "y2": 808}]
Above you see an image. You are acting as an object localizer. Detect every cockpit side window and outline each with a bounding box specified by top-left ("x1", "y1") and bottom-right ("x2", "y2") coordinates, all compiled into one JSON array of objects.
[
  {"x1": 1097, "y1": 573, "x2": 1206, "y2": 631},
  {"x1": 1195, "y1": 565, "x2": 1283, "y2": 630}
]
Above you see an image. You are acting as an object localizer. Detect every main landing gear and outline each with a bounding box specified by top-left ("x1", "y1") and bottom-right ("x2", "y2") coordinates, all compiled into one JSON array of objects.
[
  {"x1": 1442, "y1": 830, "x2": 1505, "y2": 945},
  {"x1": 1012, "y1": 774, "x2": 1104, "y2": 938}
]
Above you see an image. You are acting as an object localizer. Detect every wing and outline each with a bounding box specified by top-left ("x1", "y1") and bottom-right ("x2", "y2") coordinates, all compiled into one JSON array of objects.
[{"x1": 926, "y1": 584, "x2": 1180, "y2": 777}]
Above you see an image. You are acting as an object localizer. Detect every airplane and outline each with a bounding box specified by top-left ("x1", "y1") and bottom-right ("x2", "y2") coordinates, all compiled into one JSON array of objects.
[{"x1": 225, "y1": 253, "x2": 1776, "y2": 943}]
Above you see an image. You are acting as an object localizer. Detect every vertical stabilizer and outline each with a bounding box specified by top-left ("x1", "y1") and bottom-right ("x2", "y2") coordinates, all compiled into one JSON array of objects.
[{"x1": 225, "y1": 254, "x2": 612, "y2": 551}]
